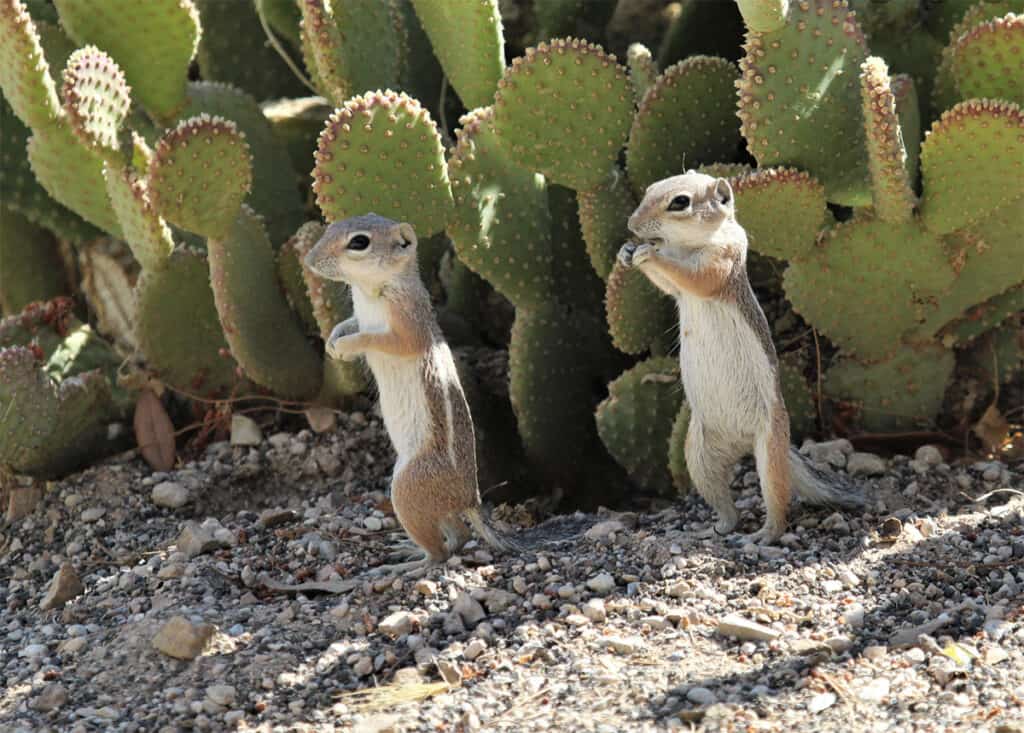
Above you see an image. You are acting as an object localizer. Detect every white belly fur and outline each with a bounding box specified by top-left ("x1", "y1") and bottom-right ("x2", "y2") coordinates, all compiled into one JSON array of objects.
[
  {"x1": 676, "y1": 295, "x2": 777, "y2": 438},
  {"x1": 353, "y1": 292, "x2": 430, "y2": 472}
]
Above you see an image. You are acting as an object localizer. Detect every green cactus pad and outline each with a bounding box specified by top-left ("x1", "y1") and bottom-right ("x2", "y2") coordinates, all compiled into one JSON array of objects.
[
  {"x1": 736, "y1": 0, "x2": 789, "y2": 32},
  {"x1": 177, "y1": 82, "x2": 302, "y2": 245},
  {"x1": 53, "y1": 0, "x2": 199, "y2": 122},
  {"x1": 596, "y1": 357, "x2": 684, "y2": 495},
  {"x1": 299, "y1": 0, "x2": 402, "y2": 104},
  {"x1": 493, "y1": 38, "x2": 634, "y2": 191},
  {"x1": 656, "y1": 0, "x2": 745, "y2": 68},
  {"x1": 314, "y1": 90, "x2": 452, "y2": 235},
  {"x1": 289, "y1": 221, "x2": 368, "y2": 398},
  {"x1": 261, "y1": 96, "x2": 332, "y2": 177},
  {"x1": 919, "y1": 99, "x2": 1024, "y2": 235},
  {"x1": 626, "y1": 56, "x2": 740, "y2": 195},
  {"x1": 410, "y1": 0, "x2": 503, "y2": 109},
  {"x1": 27, "y1": 121, "x2": 122, "y2": 236},
  {"x1": 949, "y1": 12, "x2": 1024, "y2": 105},
  {"x1": 890, "y1": 74, "x2": 921, "y2": 186},
  {"x1": 548, "y1": 184, "x2": 606, "y2": 316},
  {"x1": 256, "y1": 0, "x2": 302, "y2": 50},
  {"x1": 824, "y1": 343, "x2": 955, "y2": 432},
  {"x1": 447, "y1": 107, "x2": 554, "y2": 309},
  {"x1": 577, "y1": 171, "x2": 635, "y2": 280},
  {"x1": 0, "y1": 207, "x2": 66, "y2": 315},
  {"x1": 783, "y1": 215, "x2": 955, "y2": 361},
  {"x1": 667, "y1": 401, "x2": 693, "y2": 493},
  {"x1": 779, "y1": 350, "x2": 817, "y2": 439},
  {"x1": 737, "y1": 0, "x2": 871, "y2": 205},
  {"x1": 102, "y1": 164, "x2": 174, "y2": 272},
  {"x1": 276, "y1": 240, "x2": 319, "y2": 334},
  {"x1": 860, "y1": 57, "x2": 916, "y2": 223},
  {"x1": 605, "y1": 259, "x2": 676, "y2": 355},
  {"x1": 207, "y1": 207, "x2": 322, "y2": 399},
  {"x1": 60, "y1": 45, "x2": 130, "y2": 157},
  {"x1": 943, "y1": 285, "x2": 1024, "y2": 345},
  {"x1": 626, "y1": 43, "x2": 657, "y2": 105},
  {"x1": 148, "y1": 114, "x2": 253, "y2": 239},
  {"x1": 730, "y1": 167, "x2": 826, "y2": 261},
  {"x1": 0, "y1": 96, "x2": 99, "y2": 241},
  {"x1": 0, "y1": 0, "x2": 61, "y2": 129},
  {"x1": 135, "y1": 247, "x2": 238, "y2": 397},
  {"x1": 194, "y1": 0, "x2": 306, "y2": 102}
]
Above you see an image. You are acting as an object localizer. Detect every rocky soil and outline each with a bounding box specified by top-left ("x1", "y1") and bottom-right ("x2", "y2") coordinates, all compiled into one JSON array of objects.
[{"x1": 1, "y1": 410, "x2": 1023, "y2": 733}]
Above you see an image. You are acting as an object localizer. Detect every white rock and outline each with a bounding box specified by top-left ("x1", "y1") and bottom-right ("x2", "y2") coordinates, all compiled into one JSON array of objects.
[
  {"x1": 666, "y1": 580, "x2": 689, "y2": 598},
  {"x1": 802, "y1": 439, "x2": 853, "y2": 467},
  {"x1": 152, "y1": 482, "x2": 189, "y2": 509},
  {"x1": 586, "y1": 572, "x2": 616, "y2": 594},
  {"x1": 808, "y1": 692, "x2": 836, "y2": 713},
  {"x1": 530, "y1": 593, "x2": 552, "y2": 610},
  {"x1": 352, "y1": 656, "x2": 373, "y2": 677},
  {"x1": 857, "y1": 678, "x2": 890, "y2": 703},
  {"x1": 825, "y1": 636, "x2": 852, "y2": 654},
  {"x1": 686, "y1": 687, "x2": 716, "y2": 705},
  {"x1": 564, "y1": 614, "x2": 589, "y2": 627},
  {"x1": 843, "y1": 604, "x2": 866, "y2": 627},
  {"x1": 453, "y1": 592, "x2": 486, "y2": 626},
  {"x1": 821, "y1": 579, "x2": 844, "y2": 594},
  {"x1": 581, "y1": 598, "x2": 607, "y2": 623},
  {"x1": 863, "y1": 645, "x2": 888, "y2": 661},
  {"x1": 584, "y1": 520, "x2": 626, "y2": 540},
  {"x1": 464, "y1": 639, "x2": 487, "y2": 660},
  {"x1": 81, "y1": 506, "x2": 106, "y2": 522},
  {"x1": 846, "y1": 452, "x2": 887, "y2": 476},
  {"x1": 207, "y1": 685, "x2": 236, "y2": 706},
  {"x1": 39, "y1": 563, "x2": 84, "y2": 611},
  {"x1": 602, "y1": 636, "x2": 645, "y2": 655},
  {"x1": 716, "y1": 613, "x2": 780, "y2": 641},
  {"x1": 363, "y1": 516, "x2": 383, "y2": 531},
  {"x1": 378, "y1": 611, "x2": 415, "y2": 637},
  {"x1": 21, "y1": 643, "x2": 47, "y2": 659},
  {"x1": 304, "y1": 406, "x2": 336, "y2": 434},
  {"x1": 176, "y1": 521, "x2": 228, "y2": 559},
  {"x1": 230, "y1": 415, "x2": 263, "y2": 446},
  {"x1": 152, "y1": 616, "x2": 216, "y2": 660}
]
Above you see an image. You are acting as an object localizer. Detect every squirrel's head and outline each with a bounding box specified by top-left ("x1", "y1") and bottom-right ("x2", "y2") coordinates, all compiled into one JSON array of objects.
[
  {"x1": 304, "y1": 213, "x2": 418, "y2": 292},
  {"x1": 628, "y1": 172, "x2": 741, "y2": 251}
]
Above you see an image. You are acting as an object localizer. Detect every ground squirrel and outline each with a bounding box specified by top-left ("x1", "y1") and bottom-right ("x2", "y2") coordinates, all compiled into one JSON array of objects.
[
  {"x1": 304, "y1": 213, "x2": 514, "y2": 572},
  {"x1": 619, "y1": 172, "x2": 863, "y2": 544}
]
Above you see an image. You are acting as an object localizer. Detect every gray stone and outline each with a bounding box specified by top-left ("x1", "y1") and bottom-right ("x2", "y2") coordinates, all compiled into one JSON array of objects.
[
  {"x1": 152, "y1": 482, "x2": 189, "y2": 509},
  {"x1": 586, "y1": 572, "x2": 616, "y2": 594},
  {"x1": 464, "y1": 638, "x2": 487, "y2": 660},
  {"x1": 584, "y1": 520, "x2": 626, "y2": 540},
  {"x1": 176, "y1": 521, "x2": 228, "y2": 559},
  {"x1": 378, "y1": 611, "x2": 415, "y2": 638},
  {"x1": 32, "y1": 683, "x2": 67, "y2": 712},
  {"x1": 40, "y1": 563, "x2": 84, "y2": 611},
  {"x1": 206, "y1": 685, "x2": 236, "y2": 706},
  {"x1": 362, "y1": 516, "x2": 383, "y2": 531},
  {"x1": 802, "y1": 439, "x2": 853, "y2": 468},
  {"x1": 81, "y1": 506, "x2": 106, "y2": 522},
  {"x1": 602, "y1": 635, "x2": 645, "y2": 655},
  {"x1": 847, "y1": 452, "x2": 887, "y2": 476},
  {"x1": 257, "y1": 509, "x2": 296, "y2": 528},
  {"x1": 152, "y1": 616, "x2": 216, "y2": 660},
  {"x1": 453, "y1": 592, "x2": 486, "y2": 626},
  {"x1": 716, "y1": 614, "x2": 780, "y2": 641},
  {"x1": 582, "y1": 598, "x2": 607, "y2": 623},
  {"x1": 686, "y1": 687, "x2": 717, "y2": 706}
]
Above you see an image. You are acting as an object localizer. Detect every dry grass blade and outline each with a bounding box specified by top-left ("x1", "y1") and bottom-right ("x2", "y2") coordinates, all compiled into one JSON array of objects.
[{"x1": 333, "y1": 681, "x2": 452, "y2": 711}]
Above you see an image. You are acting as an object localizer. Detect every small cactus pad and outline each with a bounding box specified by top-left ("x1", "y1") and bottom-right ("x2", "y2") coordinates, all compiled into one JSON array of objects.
[
  {"x1": 177, "y1": 82, "x2": 302, "y2": 245},
  {"x1": 779, "y1": 350, "x2": 817, "y2": 439},
  {"x1": 148, "y1": 114, "x2": 253, "y2": 239},
  {"x1": 410, "y1": 0, "x2": 503, "y2": 109},
  {"x1": 102, "y1": 164, "x2": 173, "y2": 272},
  {"x1": 890, "y1": 74, "x2": 921, "y2": 185},
  {"x1": 448, "y1": 107, "x2": 555, "y2": 309},
  {"x1": 944, "y1": 285, "x2": 1024, "y2": 346},
  {"x1": 729, "y1": 167, "x2": 826, "y2": 261},
  {"x1": 61, "y1": 46, "x2": 130, "y2": 156},
  {"x1": 314, "y1": 90, "x2": 452, "y2": 236},
  {"x1": 736, "y1": 0, "x2": 789, "y2": 32},
  {"x1": 605, "y1": 259, "x2": 676, "y2": 355},
  {"x1": 135, "y1": 248, "x2": 238, "y2": 397},
  {"x1": 298, "y1": 0, "x2": 402, "y2": 104},
  {"x1": 859, "y1": 57, "x2": 916, "y2": 223},
  {"x1": 783, "y1": 216, "x2": 953, "y2": 361},
  {"x1": 626, "y1": 43, "x2": 657, "y2": 105},
  {"x1": 577, "y1": 171, "x2": 635, "y2": 280},
  {"x1": 53, "y1": 0, "x2": 199, "y2": 122},
  {"x1": 27, "y1": 122, "x2": 123, "y2": 236},
  {"x1": 919, "y1": 100, "x2": 1024, "y2": 235},
  {"x1": 626, "y1": 56, "x2": 740, "y2": 194},
  {"x1": 207, "y1": 207, "x2": 323, "y2": 399},
  {"x1": 0, "y1": 0, "x2": 61, "y2": 128},
  {"x1": 596, "y1": 357, "x2": 684, "y2": 495},
  {"x1": 737, "y1": 0, "x2": 871, "y2": 205},
  {"x1": 493, "y1": 38, "x2": 634, "y2": 191},
  {"x1": 949, "y1": 13, "x2": 1024, "y2": 105},
  {"x1": 0, "y1": 208, "x2": 66, "y2": 315},
  {"x1": 824, "y1": 343, "x2": 954, "y2": 432},
  {"x1": 667, "y1": 401, "x2": 693, "y2": 493}
]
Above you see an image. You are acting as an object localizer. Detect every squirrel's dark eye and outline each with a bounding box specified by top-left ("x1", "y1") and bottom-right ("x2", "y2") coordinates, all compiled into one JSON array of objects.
[
  {"x1": 718, "y1": 190, "x2": 731, "y2": 205},
  {"x1": 347, "y1": 234, "x2": 370, "y2": 251},
  {"x1": 667, "y1": 194, "x2": 691, "y2": 211},
  {"x1": 399, "y1": 237, "x2": 412, "y2": 249}
]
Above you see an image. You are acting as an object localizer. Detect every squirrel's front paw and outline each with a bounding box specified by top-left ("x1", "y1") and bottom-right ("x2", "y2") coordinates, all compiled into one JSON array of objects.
[
  {"x1": 617, "y1": 241, "x2": 639, "y2": 268},
  {"x1": 631, "y1": 243, "x2": 655, "y2": 266},
  {"x1": 327, "y1": 334, "x2": 360, "y2": 362}
]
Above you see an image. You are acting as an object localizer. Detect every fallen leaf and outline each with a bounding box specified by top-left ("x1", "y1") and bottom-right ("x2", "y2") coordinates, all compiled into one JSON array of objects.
[
  {"x1": 133, "y1": 389, "x2": 175, "y2": 471},
  {"x1": 973, "y1": 403, "x2": 1010, "y2": 455}
]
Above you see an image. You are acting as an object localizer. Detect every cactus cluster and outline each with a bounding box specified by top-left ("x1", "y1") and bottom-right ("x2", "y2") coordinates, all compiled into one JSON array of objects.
[{"x1": 1, "y1": 0, "x2": 1021, "y2": 500}]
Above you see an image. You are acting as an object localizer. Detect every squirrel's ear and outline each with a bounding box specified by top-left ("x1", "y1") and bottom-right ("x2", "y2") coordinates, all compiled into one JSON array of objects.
[
  {"x1": 714, "y1": 178, "x2": 733, "y2": 206},
  {"x1": 398, "y1": 222, "x2": 417, "y2": 248}
]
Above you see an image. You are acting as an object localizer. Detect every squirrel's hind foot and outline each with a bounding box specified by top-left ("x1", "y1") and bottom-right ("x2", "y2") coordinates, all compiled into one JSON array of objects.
[{"x1": 367, "y1": 555, "x2": 435, "y2": 578}]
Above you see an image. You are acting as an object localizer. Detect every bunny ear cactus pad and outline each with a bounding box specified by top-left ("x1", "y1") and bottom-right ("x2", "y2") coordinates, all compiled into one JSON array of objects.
[
  {"x1": 577, "y1": 171, "x2": 635, "y2": 280},
  {"x1": 860, "y1": 57, "x2": 916, "y2": 223},
  {"x1": 61, "y1": 46, "x2": 130, "y2": 157},
  {"x1": 736, "y1": 0, "x2": 790, "y2": 32},
  {"x1": 102, "y1": 165, "x2": 173, "y2": 272},
  {"x1": 942, "y1": 285, "x2": 1024, "y2": 345},
  {"x1": 605, "y1": 260, "x2": 676, "y2": 355},
  {"x1": 135, "y1": 248, "x2": 238, "y2": 397},
  {"x1": 447, "y1": 107, "x2": 555, "y2": 309},
  {"x1": 0, "y1": 208, "x2": 67, "y2": 315},
  {"x1": 207, "y1": 207, "x2": 322, "y2": 400},
  {"x1": 626, "y1": 43, "x2": 657, "y2": 105},
  {"x1": 410, "y1": 0, "x2": 503, "y2": 110},
  {"x1": 493, "y1": 38, "x2": 634, "y2": 191},
  {"x1": 314, "y1": 90, "x2": 452, "y2": 236},
  {"x1": 626, "y1": 56, "x2": 741, "y2": 195},
  {"x1": 596, "y1": 357, "x2": 684, "y2": 495},
  {"x1": 737, "y1": 0, "x2": 871, "y2": 206},
  {"x1": 825, "y1": 343, "x2": 954, "y2": 431},
  {"x1": 667, "y1": 401, "x2": 693, "y2": 493},
  {"x1": 148, "y1": 114, "x2": 253, "y2": 239},
  {"x1": 0, "y1": 0, "x2": 61, "y2": 128},
  {"x1": 919, "y1": 100, "x2": 1024, "y2": 236},
  {"x1": 53, "y1": 0, "x2": 199, "y2": 122},
  {"x1": 729, "y1": 167, "x2": 825, "y2": 261},
  {"x1": 949, "y1": 13, "x2": 1024, "y2": 105}
]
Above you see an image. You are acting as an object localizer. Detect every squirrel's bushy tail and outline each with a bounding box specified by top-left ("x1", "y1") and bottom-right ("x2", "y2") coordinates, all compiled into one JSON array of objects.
[
  {"x1": 789, "y1": 448, "x2": 865, "y2": 508},
  {"x1": 464, "y1": 507, "x2": 524, "y2": 553}
]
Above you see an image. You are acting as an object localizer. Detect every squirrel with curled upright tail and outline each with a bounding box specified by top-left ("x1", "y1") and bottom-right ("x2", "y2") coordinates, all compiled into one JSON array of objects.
[
  {"x1": 304, "y1": 213, "x2": 514, "y2": 573},
  {"x1": 619, "y1": 171, "x2": 863, "y2": 544}
]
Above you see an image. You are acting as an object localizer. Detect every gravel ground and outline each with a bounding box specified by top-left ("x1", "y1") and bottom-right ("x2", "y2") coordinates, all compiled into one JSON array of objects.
[{"x1": 1, "y1": 410, "x2": 1022, "y2": 733}]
